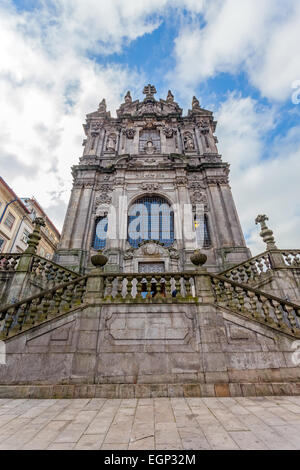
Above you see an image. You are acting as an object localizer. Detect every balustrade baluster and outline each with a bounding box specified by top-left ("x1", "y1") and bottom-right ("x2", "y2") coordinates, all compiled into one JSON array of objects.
[
  {"x1": 165, "y1": 275, "x2": 172, "y2": 299},
  {"x1": 174, "y1": 275, "x2": 183, "y2": 300},
  {"x1": 247, "y1": 291, "x2": 261, "y2": 320},
  {"x1": 135, "y1": 275, "x2": 143, "y2": 301},
  {"x1": 184, "y1": 275, "x2": 192, "y2": 299},
  {"x1": 237, "y1": 267, "x2": 246, "y2": 284},
  {"x1": 285, "y1": 305, "x2": 297, "y2": 331},
  {"x1": 235, "y1": 286, "x2": 246, "y2": 312},
  {"x1": 146, "y1": 276, "x2": 152, "y2": 299},
  {"x1": 259, "y1": 295, "x2": 273, "y2": 324},
  {"x1": 125, "y1": 276, "x2": 133, "y2": 300},
  {"x1": 29, "y1": 298, "x2": 39, "y2": 324},
  {"x1": 3, "y1": 307, "x2": 15, "y2": 336},
  {"x1": 270, "y1": 300, "x2": 284, "y2": 328}
]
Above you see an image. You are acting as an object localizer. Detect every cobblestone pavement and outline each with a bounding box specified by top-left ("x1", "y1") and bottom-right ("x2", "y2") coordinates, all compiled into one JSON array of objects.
[{"x1": 1, "y1": 396, "x2": 300, "y2": 449}]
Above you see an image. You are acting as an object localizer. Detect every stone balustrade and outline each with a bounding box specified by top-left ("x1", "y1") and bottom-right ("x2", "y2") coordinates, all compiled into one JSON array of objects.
[
  {"x1": 221, "y1": 252, "x2": 272, "y2": 285},
  {"x1": 1, "y1": 267, "x2": 300, "y2": 341},
  {"x1": 0, "y1": 276, "x2": 87, "y2": 339},
  {"x1": 101, "y1": 272, "x2": 196, "y2": 302},
  {"x1": 0, "y1": 254, "x2": 22, "y2": 271},
  {"x1": 281, "y1": 250, "x2": 300, "y2": 267},
  {"x1": 211, "y1": 274, "x2": 300, "y2": 338},
  {"x1": 221, "y1": 249, "x2": 300, "y2": 286},
  {"x1": 30, "y1": 255, "x2": 79, "y2": 286}
]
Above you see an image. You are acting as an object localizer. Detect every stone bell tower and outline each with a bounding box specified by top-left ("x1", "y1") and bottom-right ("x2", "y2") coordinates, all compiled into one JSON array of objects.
[{"x1": 55, "y1": 85, "x2": 251, "y2": 273}]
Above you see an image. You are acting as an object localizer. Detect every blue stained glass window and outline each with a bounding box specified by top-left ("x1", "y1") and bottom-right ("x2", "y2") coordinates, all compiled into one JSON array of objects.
[
  {"x1": 93, "y1": 216, "x2": 108, "y2": 249},
  {"x1": 128, "y1": 196, "x2": 174, "y2": 248}
]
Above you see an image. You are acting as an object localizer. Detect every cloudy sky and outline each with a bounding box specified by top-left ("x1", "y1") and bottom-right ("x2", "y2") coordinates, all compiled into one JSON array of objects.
[{"x1": 0, "y1": 0, "x2": 299, "y2": 254}]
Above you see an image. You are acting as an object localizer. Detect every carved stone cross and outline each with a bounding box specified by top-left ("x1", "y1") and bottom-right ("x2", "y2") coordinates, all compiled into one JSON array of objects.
[
  {"x1": 255, "y1": 214, "x2": 277, "y2": 250},
  {"x1": 143, "y1": 84, "x2": 157, "y2": 99}
]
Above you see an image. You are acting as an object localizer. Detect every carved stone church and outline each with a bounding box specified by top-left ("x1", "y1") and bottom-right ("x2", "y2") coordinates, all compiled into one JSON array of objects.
[
  {"x1": 0, "y1": 85, "x2": 300, "y2": 399},
  {"x1": 55, "y1": 84, "x2": 250, "y2": 274}
]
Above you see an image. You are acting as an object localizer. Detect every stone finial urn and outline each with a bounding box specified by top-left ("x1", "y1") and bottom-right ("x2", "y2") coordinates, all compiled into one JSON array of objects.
[
  {"x1": 91, "y1": 250, "x2": 108, "y2": 268},
  {"x1": 190, "y1": 249, "x2": 207, "y2": 268}
]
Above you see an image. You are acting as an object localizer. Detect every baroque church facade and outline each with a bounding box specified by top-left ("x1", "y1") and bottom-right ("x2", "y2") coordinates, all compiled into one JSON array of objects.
[
  {"x1": 56, "y1": 85, "x2": 250, "y2": 274},
  {"x1": 1, "y1": 85, "x2": 300, "y2": 399}
]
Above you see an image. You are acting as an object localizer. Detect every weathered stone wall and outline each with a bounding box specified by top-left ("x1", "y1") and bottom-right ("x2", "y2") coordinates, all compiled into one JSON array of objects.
[{"x1": 1, "y1": 302, "x2": 299, "y2": 397}]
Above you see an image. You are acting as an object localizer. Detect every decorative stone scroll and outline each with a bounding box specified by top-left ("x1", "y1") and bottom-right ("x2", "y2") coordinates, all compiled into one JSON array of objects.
[
  {"x1": 140, "y1": 182, "x2": 161, "y2": 191},
  {"x1": 163, "y1": 126, "x2": 176, "y2": 138},
  {"x1": 122, "y1": 128, "x2": 136, "y2": 139}
]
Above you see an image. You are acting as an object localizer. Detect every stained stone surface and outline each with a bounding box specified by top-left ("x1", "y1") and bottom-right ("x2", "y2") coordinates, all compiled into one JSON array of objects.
[
  {"x1": 1, "y1": 397, "x2": 300, "y2": 449},
  {"x1": 0, "y1": 302, "x2": 298, "y2": 388}
]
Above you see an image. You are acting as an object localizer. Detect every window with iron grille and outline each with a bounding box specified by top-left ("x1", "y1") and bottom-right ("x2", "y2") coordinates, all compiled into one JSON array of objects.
[
  {"x1": 128, "y1": 195, "x2": 174, "y2": 248},
  {"x1": 93, "y1": 216, "x2": 108, "y2": 249},
  {"x1": 4, "y1": 212, "x2": 15, "y2": 230}
]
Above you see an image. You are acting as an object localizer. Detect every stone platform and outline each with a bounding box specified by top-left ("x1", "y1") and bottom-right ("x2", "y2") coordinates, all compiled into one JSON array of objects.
[{"x1": 1, "y1": 396, "x2": 300, "y2": 450}]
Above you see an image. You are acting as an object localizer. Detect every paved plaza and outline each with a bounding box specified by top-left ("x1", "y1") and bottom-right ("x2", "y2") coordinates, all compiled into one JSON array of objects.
[{"x1": 1, "y1": 396, "x2": 300, "y2": 450}]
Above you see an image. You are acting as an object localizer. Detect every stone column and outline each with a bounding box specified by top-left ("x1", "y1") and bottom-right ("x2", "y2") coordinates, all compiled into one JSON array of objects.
[{"x1": 59, "y1": 187, "x2": 83, "y2": 249}]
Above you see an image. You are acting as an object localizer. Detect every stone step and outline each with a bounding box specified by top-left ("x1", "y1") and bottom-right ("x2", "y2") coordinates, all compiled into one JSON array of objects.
[{"x1": 0, "y1": 382, "x2": 299, "y2": 399}]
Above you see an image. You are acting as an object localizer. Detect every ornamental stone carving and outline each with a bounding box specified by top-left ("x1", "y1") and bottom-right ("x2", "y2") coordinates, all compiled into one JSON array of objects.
[
  {"x1": 106, "y1": 133, "x2": 117, "y2": 152},
  {"x1": 168, "y1": 247, "x2": 179, "y2": 259},
  {"x1": 96, "y1": 183, "x2": 114, "y2": 192},
  {"x1": 123, "y1": 128, "x2": 136, "y2": 139},
  {"x1": 140, "y1": 182, "x2": 161, "y2": 191},
  {"x1": 163, "y1": 126, "x2": 176, "y2": 138},
  {"x1": 183, "y1": 131, "x2": 195, "y2": 151},
  {"x1": 95, "y1": 193, "x2": 112, "y2": 205},
  {"x1": 175, "y1": 176, "x2": 188, "y2": 187}
]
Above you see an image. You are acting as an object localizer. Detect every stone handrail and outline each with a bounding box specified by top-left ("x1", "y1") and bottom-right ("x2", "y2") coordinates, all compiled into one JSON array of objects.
[
  {"x1": 220, "y1": 249, "x2": 300, "y2": 285},
  {"x1": 0, "y1": 254, "x2": 22, "y2": 271},
  {"x1": 30, "y1": 255, "x2": 80, "y2": 286},
  {"x1": 211, "y1": 273, "x2": 300, "y2": 338},
  {"x1": 280, "y1": 250, "x2": 300, "y2": 267},
  {"x1": 0, "y1": 275, "x2": 88, "y2": 339}
]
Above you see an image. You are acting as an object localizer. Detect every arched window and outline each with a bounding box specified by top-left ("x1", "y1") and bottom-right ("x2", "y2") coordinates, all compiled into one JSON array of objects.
[
  {"x1": 194, "y1": 213, "x2": 211, "y2": 248},
  {"x1": 93, "y1": 216, "x2": 108, "y2": 249},
  {"x1": 128, "y1": 195, "x2": 174, "y2": 248}
]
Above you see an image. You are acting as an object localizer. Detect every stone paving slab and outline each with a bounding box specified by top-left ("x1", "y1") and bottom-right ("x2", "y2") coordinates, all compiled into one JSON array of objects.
[{"x1": 1, "y1": 397, "x2": 300, "y2": 449}]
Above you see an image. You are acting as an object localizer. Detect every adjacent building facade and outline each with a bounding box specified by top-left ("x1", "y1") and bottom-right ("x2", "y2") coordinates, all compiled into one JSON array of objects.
[{"x1": 0, "y1": 177, "x2": 60, "y2": 258}]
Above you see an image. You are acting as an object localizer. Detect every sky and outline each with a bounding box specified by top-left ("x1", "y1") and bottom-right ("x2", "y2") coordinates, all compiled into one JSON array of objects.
[{"x1": 0, "y1": 0, "x2": 299, "y2": 254}]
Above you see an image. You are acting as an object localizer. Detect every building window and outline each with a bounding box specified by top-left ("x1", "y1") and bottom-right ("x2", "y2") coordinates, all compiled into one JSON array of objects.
[
  {"x1": 0, "y1": 237, "x2": 5, "y2": 252},
  {"x1": 4, "y1": 212, "x2": 15, "y2": 230},
  {"x1": 93, "y1": 216, "x2": 108, "y2": 249},
  {"x1": 139, "y1": 130, "x2": 161, "y2": 153},
  {"x1": 195, "y1": 213, "x2": 211, "y2": 249},
  {"x1": 45, "y1": 253, "x2": 51, "y2": 260},
  {"x1": 128, "y1": 195, "x2": 174, "y2": 248},
  {"x1": 40, "y1": 247, "x2": 45, "y2": 257},
  {"x1": 22, "y1": 229, "x2": 30, "y2": 244}
]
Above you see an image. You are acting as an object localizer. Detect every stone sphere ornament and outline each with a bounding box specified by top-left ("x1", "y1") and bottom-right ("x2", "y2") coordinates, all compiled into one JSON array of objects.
[
  {"x1": 190, "y1": 249, "x2": 207, "y2": 268},
  {"x1": 91, "y1": 250, "x2": 108, "y2": 268}
]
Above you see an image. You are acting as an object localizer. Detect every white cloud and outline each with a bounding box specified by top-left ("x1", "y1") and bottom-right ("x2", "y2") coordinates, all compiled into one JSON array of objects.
[
  {"x1": 0, "y1": 0, "x2": 208, "y2": 231},
  {"x1": 216, "y1": 95, "x2": 300, "y2": 254},
  {"x1": 172, "y1": 0, "x2": 300, "y2": 102}
]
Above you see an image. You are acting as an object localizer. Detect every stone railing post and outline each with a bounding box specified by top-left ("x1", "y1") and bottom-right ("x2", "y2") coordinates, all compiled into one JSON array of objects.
[
  {"x1": 190, "y1": 250, "x2": 215, "y2": 303},
  {"x1": 255, "y1": 214, "x2": 285, "y2": 268},
  {"x1": 5, "y1": 217, "x2": 46, "y2": 303},
  {"x1": 84, "y1": 251, "x2": 108, "y2": 303}
]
